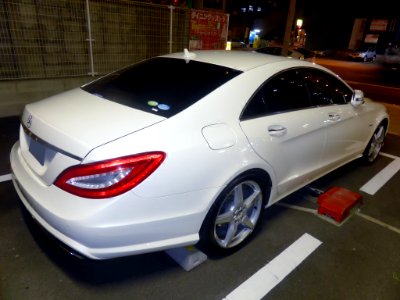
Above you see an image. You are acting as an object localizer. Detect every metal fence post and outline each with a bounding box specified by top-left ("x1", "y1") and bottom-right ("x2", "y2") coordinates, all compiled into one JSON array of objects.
[
  {"x1": 169, "y1": 5, "x2": 174, "y2": 54},
  {"x1": 85, "y1": 0, "x2": 96, "y2": 76},
  {"x1": 0, "y1": 1, "x2": 190, "y2": 80}
]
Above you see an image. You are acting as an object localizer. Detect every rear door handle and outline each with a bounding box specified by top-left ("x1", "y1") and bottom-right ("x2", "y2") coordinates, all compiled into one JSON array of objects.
[{"x1": 268, "y1": 125, "x2": 287, "y2": 137}]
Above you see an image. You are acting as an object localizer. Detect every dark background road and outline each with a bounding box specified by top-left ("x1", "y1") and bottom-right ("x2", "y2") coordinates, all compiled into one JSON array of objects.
[
  {"x1": 315, "y1": 58, "x2": 400, "y2": 135},
  {"x1": 316, "y1": 58, "x2": 400, "y2": 105}
]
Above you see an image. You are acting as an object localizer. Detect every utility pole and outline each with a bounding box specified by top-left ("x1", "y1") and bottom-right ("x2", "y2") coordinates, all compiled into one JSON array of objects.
[{"x1": 282, "y1": 0, "x2": 296, "y2": 56}]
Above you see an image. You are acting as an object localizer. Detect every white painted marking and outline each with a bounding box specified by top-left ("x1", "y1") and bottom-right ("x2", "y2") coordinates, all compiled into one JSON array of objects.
[
  {"x1": 360, "y1": 156, "x2": 400, "y2": 195},
  {"x1": 380, "y1": 152, "x2": 399, "y2": 160},
  {"x1": 277, "y1": 202, "x2": 317, "y2": 215},
  {"x1": 0, "y1": 174, "x2": 12, "y2": 183},
  {"x1": 356, "y1": 212, "x2": 400, "y2": 235},
  {"x1": 223, "y1": 233, "x2": 322, "y2": 300}
]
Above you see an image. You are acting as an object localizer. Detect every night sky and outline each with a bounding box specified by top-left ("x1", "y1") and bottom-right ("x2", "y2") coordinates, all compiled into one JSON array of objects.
[{"x1": 297, "y1": 0, "x2": 400, "y2": 50}]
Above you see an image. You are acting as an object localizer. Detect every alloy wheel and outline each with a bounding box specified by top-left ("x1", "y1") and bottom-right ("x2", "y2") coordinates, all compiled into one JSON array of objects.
[
  {"x1": 366, "y1": 125, "x2": 385, "y2": 163},
  {"x1": 213, "y1": 180, "x2": 263, "y2": 249}
]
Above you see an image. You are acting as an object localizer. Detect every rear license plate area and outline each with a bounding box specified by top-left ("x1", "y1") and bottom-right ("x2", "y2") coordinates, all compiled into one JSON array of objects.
[{"x1": 29, "y1": 138, "x2": 45, "y2": 165}]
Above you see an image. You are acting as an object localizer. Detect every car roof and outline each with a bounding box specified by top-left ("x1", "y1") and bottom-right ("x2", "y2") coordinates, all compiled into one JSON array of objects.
[{"x1": 161, "y1": 49, "x2": 291, "y2": 72}]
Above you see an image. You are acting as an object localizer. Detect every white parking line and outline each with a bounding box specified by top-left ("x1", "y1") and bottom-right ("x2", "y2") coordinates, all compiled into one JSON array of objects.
[
  {"x1": 0, "y1": 173, "x2": 12, "y2": 183},
  {"x1": 360, "y1": 153, "x2": 400, "y2": 195},
  {"x1": 277, "y1": 202, "x2": 317, "y2": 214},
  {"x1": 356, "y1": 212, "x2": 400, "y2": 235},
  {"x1": 223, "y1": 233, "x2": 322, "y2": 300},
  {"x1": 380, "y1": 152, "x2": 400, "y2": 160}
]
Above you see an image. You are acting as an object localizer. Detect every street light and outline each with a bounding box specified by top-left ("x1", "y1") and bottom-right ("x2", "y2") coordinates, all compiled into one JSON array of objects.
[
  {"x1": 295, "y1": 19, "x2": 305, "y2": 47},
  {"x1": 296, "y1": 19, "x2": 303, "y2": 29}
]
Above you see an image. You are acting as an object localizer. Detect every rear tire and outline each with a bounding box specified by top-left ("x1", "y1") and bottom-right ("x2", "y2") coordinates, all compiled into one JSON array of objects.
[{"x1": 199, "y1": 174, "x2": 267, "y2": 255}]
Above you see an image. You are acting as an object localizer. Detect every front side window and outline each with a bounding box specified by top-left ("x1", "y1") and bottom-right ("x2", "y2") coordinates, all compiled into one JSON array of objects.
[
  {"x1": 302, "y1": 68, "x2": 353, "y2": 106},
  {"x1": 241, "y1": 69, "x2": 311, "y2": 120},
  {"x1": 82, "y1": 57, "x2": 241, "y2": 118}
]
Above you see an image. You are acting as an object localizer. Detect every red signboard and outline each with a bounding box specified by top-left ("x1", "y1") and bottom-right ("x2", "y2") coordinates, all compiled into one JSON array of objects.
[
  {"x1": 189, "y1": 9, "x2": 229, "y2": 50},
  {"x1": 370, "y1": 19, "x2": 388, "y2": 31}
]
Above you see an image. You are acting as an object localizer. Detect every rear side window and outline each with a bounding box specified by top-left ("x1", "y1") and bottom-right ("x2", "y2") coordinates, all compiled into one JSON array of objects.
[
  {"x1": 82, "y1": 57, "x2": 241, "y2": 118},
  {"x1": 302, "y1": 68, "x2": 353, "y2": 105},
  {"x1": 241, "y1": 69, "x2": 310, "y2": 120}
]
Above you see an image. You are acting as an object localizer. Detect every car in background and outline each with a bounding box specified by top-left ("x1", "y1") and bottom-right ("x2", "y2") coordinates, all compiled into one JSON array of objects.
[
  {"x1": 348, "y1": 46, "x2": 376, "y2": 62},
  {"x1": 228, "y1": 38, "x2": 246, "y2": 49},
  {"x1": 383, "y1": 45, "x2": 400, "y2": 68},
  {"x1": 314, "y1": 48, "x2": 353, "y2": 60},
  {"x1": 11, "y1": 49, "x2": 389, "y2": 260},
  {"x1": 293, "y1": 47, "x2": 316, "y2": 60},
  {"x1": 255, "y1": 46, "x2": 316, "y2": 62},
  {"x1": 314, "y1": 49, "x2": 333, "y2": 57},
  {"x1": 255, "y1": 46, "x2": 306, "y2": 60}
]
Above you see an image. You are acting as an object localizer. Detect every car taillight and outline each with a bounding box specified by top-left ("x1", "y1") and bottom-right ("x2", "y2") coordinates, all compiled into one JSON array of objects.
[{"x1": 54, "y1": 152, "x2": 165, "y2": 199}]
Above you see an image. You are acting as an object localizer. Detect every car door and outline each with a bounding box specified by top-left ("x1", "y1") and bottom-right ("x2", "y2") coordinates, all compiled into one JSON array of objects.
[
  {"x1": 240, "y1": 69, "x2": 327, "y2": 199},
  {"x1": 302, "y1": 68, "x2": 371, "y2": 168}
]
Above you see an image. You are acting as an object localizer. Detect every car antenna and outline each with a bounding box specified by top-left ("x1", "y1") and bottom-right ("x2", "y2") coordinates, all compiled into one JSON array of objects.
[{"x1": 183, "y1": 48, "x2": 196, "y2": 63}]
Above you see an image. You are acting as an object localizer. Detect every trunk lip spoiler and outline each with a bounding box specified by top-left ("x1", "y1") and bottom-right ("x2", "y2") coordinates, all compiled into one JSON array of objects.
[{"x1": 21, "y1": 121, "x2": 83, "y2": 162}]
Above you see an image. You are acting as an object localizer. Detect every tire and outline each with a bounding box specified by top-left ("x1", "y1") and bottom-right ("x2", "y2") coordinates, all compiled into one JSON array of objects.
[
  {"x1": 199, "y1": 174, "x2": 267, "y2": 255},
  {"x1": 363, "y1": 123, "x2": 386, "y2": 164}
]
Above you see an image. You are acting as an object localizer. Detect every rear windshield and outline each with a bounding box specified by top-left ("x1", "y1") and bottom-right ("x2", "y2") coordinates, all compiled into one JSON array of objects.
[{"x1": 81, "y1": 57, "x2": 241, "y2": 118}]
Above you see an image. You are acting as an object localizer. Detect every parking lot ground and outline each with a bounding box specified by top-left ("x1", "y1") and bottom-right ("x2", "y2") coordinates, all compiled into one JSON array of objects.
[
  {"x1": 0, "y1": 116, "x2": 19, "y2": 175},
  {"x1": 385, "y1": 103, "x2": 400, "y2": 137},
  {"x1": 1, "y1": 116, "x2": 400, "y2": 300}
]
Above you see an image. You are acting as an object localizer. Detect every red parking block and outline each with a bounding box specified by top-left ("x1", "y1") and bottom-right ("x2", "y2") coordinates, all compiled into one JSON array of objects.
[{"x1": 317, "y1": 187, "x2": 363, "y2": 223}]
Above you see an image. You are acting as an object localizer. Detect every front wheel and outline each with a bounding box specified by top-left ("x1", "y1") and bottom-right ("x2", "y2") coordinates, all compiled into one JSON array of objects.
[
  {"x1": 363, "y1": 123, "x2": 386, "y2": 164},
  {"x1": 200, "y1": 175, "x2": 266, "y2": 254}
]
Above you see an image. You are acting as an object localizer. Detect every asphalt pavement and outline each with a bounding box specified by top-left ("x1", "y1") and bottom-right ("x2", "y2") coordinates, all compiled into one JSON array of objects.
[{"x1": 1, "y1": 116, "x2": 400, "y2": 300}]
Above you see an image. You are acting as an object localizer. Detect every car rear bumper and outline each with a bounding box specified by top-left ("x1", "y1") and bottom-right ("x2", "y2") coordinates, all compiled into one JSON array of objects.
[{"x1": 10, "y1": 142, "x2": 211, "y2": 259}]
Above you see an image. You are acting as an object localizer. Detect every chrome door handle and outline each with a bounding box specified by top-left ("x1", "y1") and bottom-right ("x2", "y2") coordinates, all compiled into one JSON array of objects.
[{"x1": 268, "y1": 125, "x2": 287, "y2": 136}]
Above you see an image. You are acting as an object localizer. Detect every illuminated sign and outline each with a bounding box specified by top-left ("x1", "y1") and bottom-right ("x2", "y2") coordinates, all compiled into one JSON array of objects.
[
  {"x1": 370, "y1": 19, "x2": 388, "y2": 31},
  {"x1": 189, "y1": 9, "x2": 229, "y2": 50},
  {"x1": 364, "y1": 34, "x2": 379, "y2": 44}
]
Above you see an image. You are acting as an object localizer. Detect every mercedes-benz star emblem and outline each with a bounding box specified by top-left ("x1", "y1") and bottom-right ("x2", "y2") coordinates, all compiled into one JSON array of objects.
[{"x1": 26, "y1": 115, "x2": 32, "y2": 128}]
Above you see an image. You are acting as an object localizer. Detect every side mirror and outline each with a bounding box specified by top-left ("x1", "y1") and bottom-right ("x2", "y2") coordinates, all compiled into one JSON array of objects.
[{"x1": 351, "y1": 89, "x2": 364, "y2": 107}]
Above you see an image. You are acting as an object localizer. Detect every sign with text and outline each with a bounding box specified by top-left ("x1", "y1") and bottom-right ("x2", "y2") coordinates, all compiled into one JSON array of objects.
[
  {"x1": 189, "y1": 9, "x2": 229, "y2": 50},
  {"x1": 370, "y1": 19, "x2": 388, "y2": 32}
]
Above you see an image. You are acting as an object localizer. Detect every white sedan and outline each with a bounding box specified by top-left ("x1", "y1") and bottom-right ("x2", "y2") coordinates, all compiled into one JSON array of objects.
[{"x1": 10, "y1": 49, "x2": 389, "y2": 259}]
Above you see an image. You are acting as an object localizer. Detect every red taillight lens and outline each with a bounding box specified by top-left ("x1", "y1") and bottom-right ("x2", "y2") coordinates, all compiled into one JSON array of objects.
[{"x1": 54, "y1": 152, "x2": 165, "y2": 199}]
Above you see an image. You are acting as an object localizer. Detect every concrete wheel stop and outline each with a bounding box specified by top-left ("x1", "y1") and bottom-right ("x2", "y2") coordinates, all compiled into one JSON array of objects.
[{"x1": 165, "y1": 245, "x2": 208, "y2": 271}]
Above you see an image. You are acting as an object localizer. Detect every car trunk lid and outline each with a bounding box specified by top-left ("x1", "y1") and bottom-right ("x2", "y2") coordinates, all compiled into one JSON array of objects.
[{"x1": 19, "y1": 88, "x2": 165, "y2": 185}]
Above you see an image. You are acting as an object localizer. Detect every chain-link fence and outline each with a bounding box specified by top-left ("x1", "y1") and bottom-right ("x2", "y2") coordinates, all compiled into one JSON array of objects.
[{"x1": 0, "y1": 0, "x2": 190, "y2": 80}]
